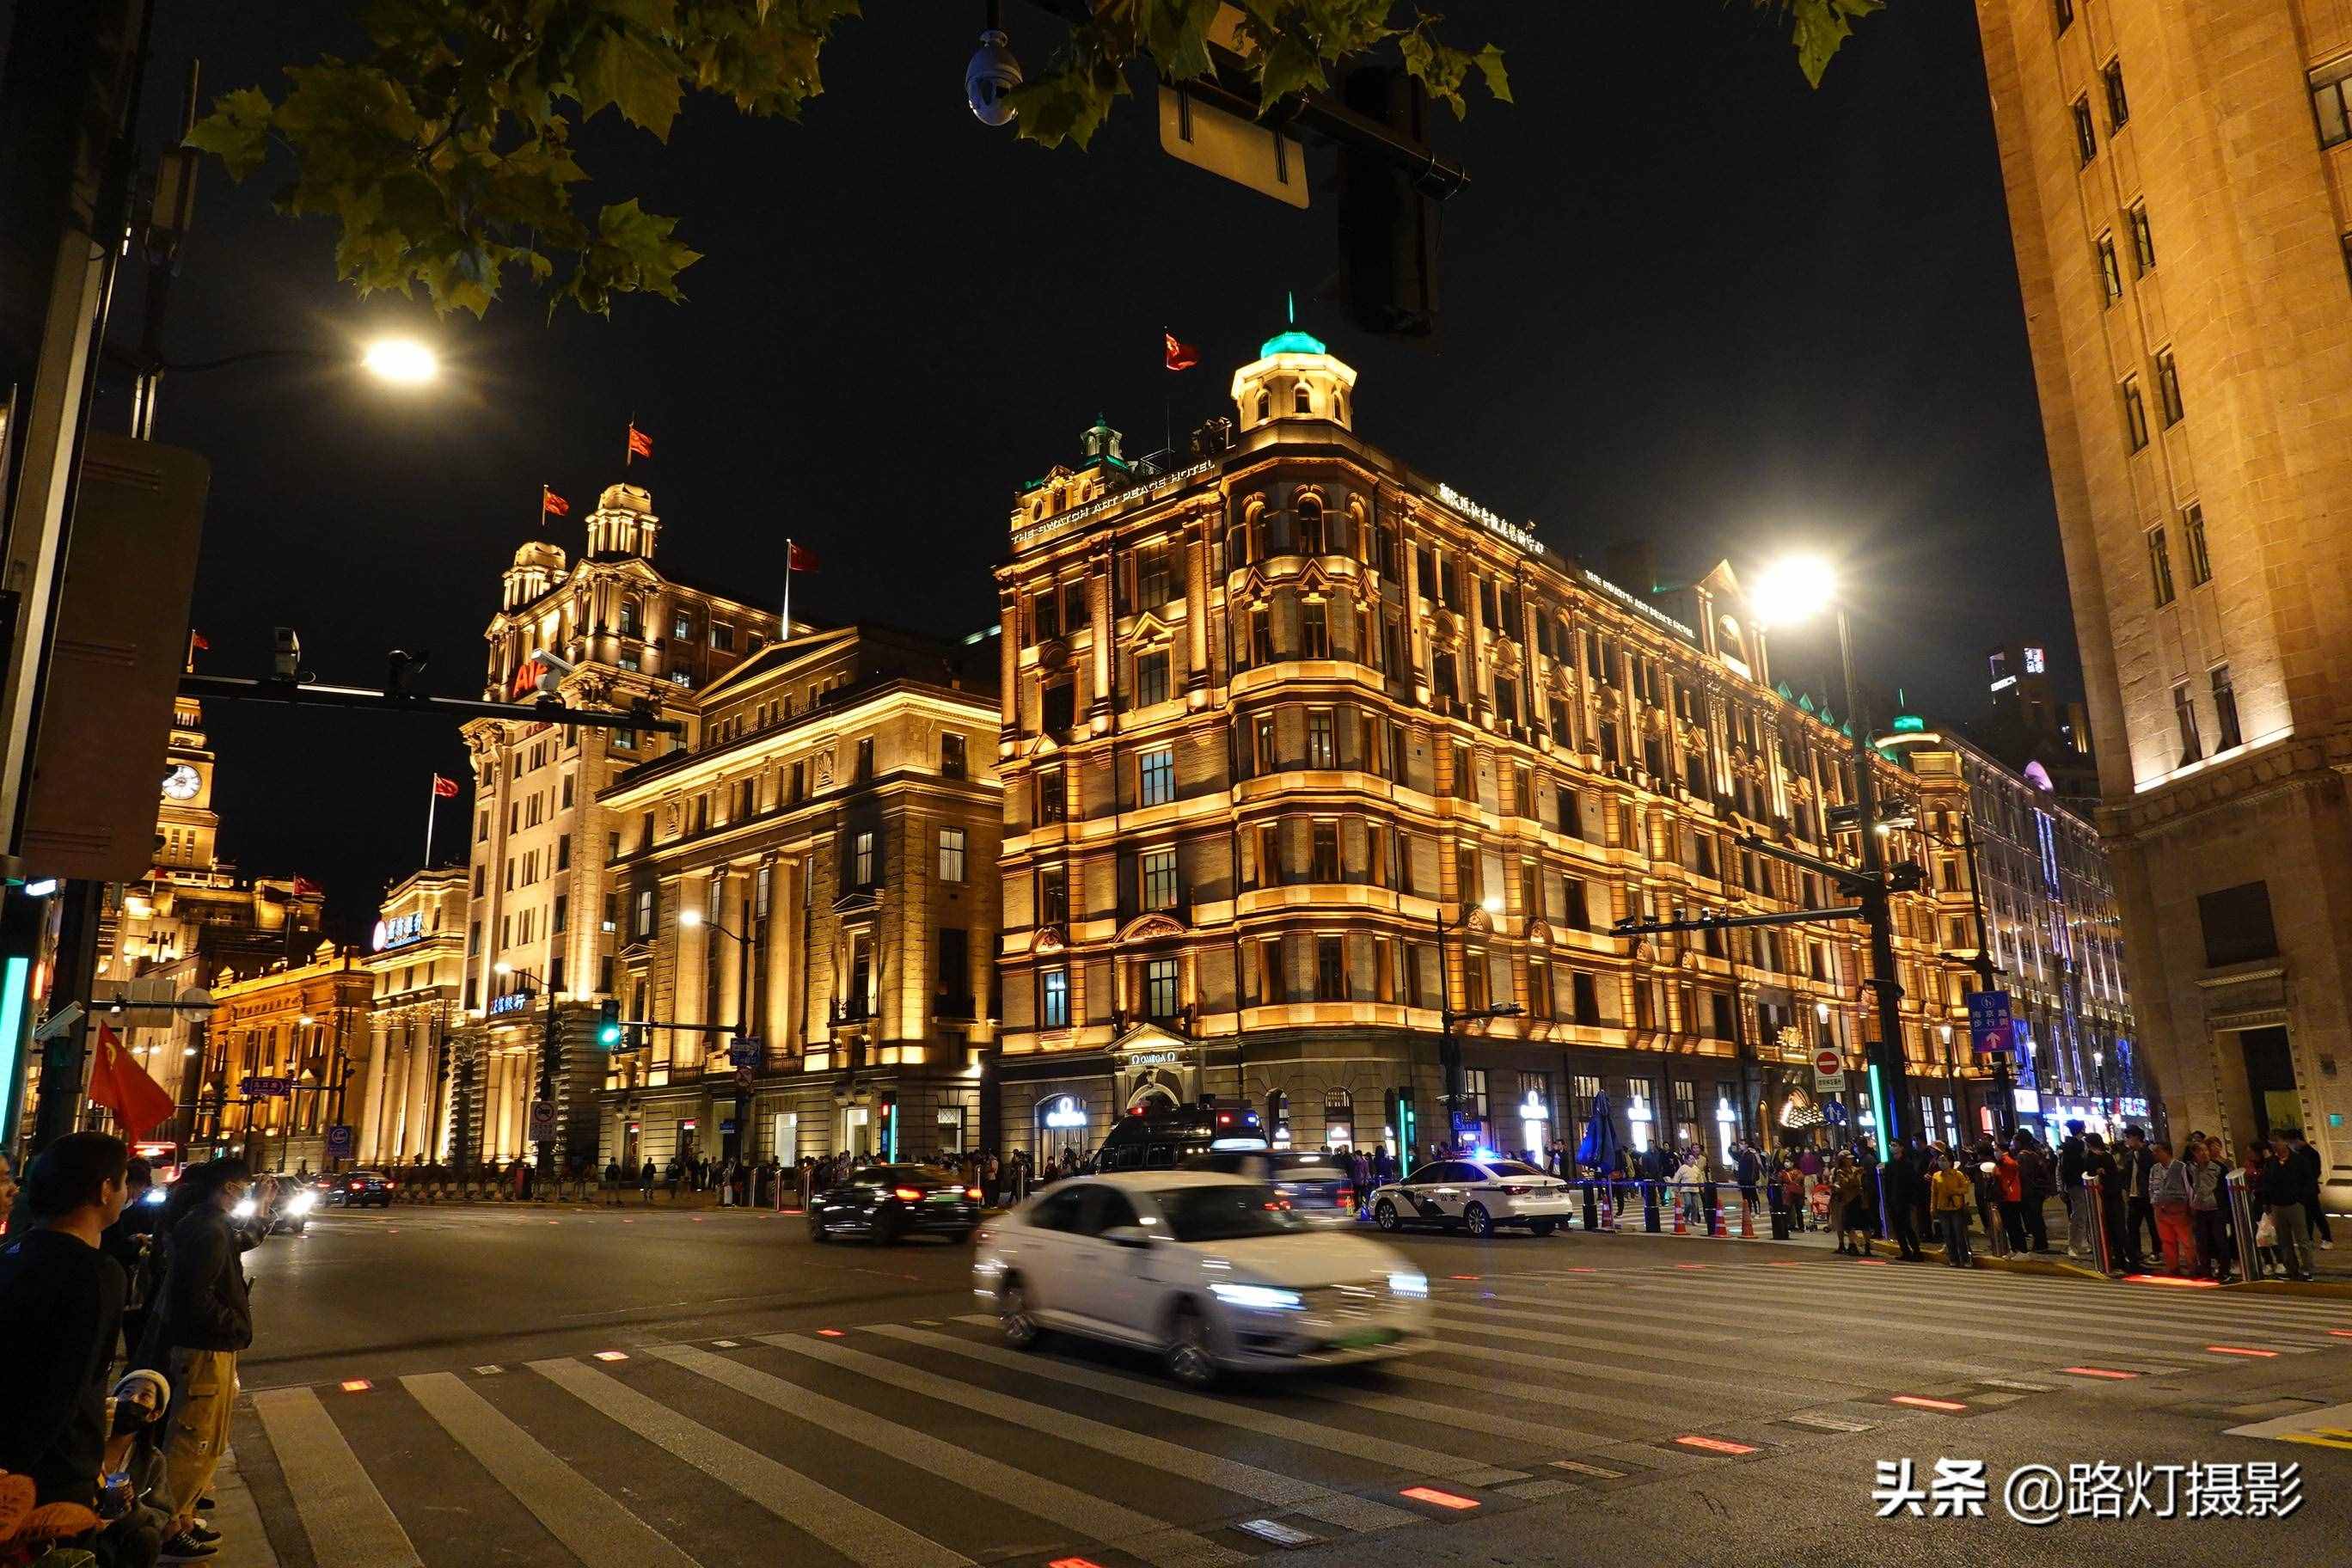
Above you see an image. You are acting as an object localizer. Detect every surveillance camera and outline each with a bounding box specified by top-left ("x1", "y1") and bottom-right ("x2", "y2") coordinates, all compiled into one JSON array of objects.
[
  {"x1": 966, "y1": 28, "x2": 1021, "y2": 126},
  {"x1": 534, "y1": 648, "x2": 575, "y2": 696},
  {"x1": 273, "y1": 627, "x2": 303, "y2": 680}
]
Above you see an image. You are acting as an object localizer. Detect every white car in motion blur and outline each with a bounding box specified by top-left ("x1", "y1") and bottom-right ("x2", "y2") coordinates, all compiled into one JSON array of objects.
[
  {"x1": 1366, "y1": 1156, "x2": 1576, "y2": 1237},
  {"x1": 972, "y1": 1172, "x2": 1430, "y2": 1387}
]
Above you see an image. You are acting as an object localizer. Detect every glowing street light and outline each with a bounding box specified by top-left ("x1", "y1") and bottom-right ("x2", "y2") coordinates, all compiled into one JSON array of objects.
[
  {"x1": 359, "y1": 337, "x2": 438, "y2": 385},
  {"x1": 676, "y1": 907, "x2": 704, "y2": 928},
  {"x1": 1749, "y1": 554, "x2": 1837, "y2": 630}
]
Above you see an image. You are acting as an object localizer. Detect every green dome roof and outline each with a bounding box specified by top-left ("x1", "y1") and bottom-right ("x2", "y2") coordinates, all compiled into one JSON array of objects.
[{"x1": 1259, "y1": 328, "x2": 1326, "y2": 357}]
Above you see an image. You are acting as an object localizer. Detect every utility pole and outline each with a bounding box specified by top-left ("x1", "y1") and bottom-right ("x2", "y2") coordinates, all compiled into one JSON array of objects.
[
  {"x1": 1433, "y1": 902, "x2": 1521, "y2": 1151},
  {"x1": 1832, "y1": 604, "x2": 1914, "y2": 1148}
]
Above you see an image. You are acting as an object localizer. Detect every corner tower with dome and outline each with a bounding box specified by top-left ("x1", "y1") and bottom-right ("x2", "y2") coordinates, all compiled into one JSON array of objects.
[
  {"x1": 447, "y1": 480, "x2": 801, "y2": 1173},
  {"x1": 987, "y1": 323, "x2": 2012, "y2": 1166}
]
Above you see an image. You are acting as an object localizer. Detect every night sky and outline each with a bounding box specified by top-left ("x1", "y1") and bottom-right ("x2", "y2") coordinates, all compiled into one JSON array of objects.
[{"x1": 107, "y1": 2, "x2": 2077, "y2": 940}]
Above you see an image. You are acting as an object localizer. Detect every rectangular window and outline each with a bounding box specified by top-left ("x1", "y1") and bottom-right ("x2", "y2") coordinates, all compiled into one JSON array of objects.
[
  {"x1": 1311, "y1": 821, "x2": 1340, "y2": 882},
  {"x1": 940, "y1": 732, "x2": 966, "y2": 778},
  {"x1": 1040, "y1": 680, "x2": 1075, "y2": 734},
  {"x1": 1314, "y1": 935, "x2": 1346, "y2": 1001},
  {"x1": 1248, "y1": 606, "x2": 1273, "y2": 666},
  {"x1": 1140, "y1": 847, "x2": 1179, "y2": 910},
  {"x1": 1306, "y1": 707, "x2": 1337, "y2": 769},
  {"x1": 2122, "y1": 377, "x2": 2150, "y2": 450},
  {"x1": 1038, "y1": 865, "x2": 1067, "y2": 925},
  {"x1": 2147, "y1": 524, "x2": 2176, "y2": 607},
  {"x1": 2102, "y1": 59, "x2": 2128, "y2": 130},
  {"x1": 936, "y1": 927, "x2": 969, "y2": 1003},
  {"x1": 2155, "y1": 349, "x2": 2184, "y2": 426},
  {"x1": 2128, "y1": 200, "x2": 2155, "y2": 273},
  {"x1": 938, "y1": 826, "x2": 967, "y2": 883},
  {"x1": 854, "y1": 737, "x2": 874, "y2": 783},
  {"x1": 853, "y1": 829, "x2": 878, "y2": 886},
  {"x1": 2097, "y1": 236, "x2": 2122, "y2": 304},
  {"x1": 2054, "y1": 0, "x2": 2073, "y2": 32},
  {"x1": 1300, "y1": 602, "x2": 1328, "y2": 659},
  {"x1": 2313, "y1": 61, "x2": 2352, "y2": 149},
  {"x1": 551, "y1": 894, "x2": 568, "y2": 934},
  {"x1": 1144, "y1": 957, "x2": 1180, "y2": 1022},
  {"x1": 2172, "y1": 681, "x2": 2202, "y2": 766},
  {"x1": 1138, "y1": 747, "x2": 1175, "y2": 807},
  {"x1": 1036, "y1": 766, "x2": 1065, "y2": 824},
  {"x1": 2197, "y1": 881, "x2": 2278, "y2": 967},
  {"x1": 1136, "y1": 541, "x2": 1174, "y2": 608},
  {"x1": 2183, "y1": 503, "x2": 2212, "y2": 585},
  {"x1": 709, "y1": 622, "x2": 734, "y2": 652},
  {"x1": 1252, "y1": 714, "x2": 1276, "y2": 775},
  {"x1": 1039, "y1": 969, "x2": 1070, "y2": 1029},
  {"x1": 634, "y1": 887, "x2": 655, "y2": 938},
  {"x1": 1134, "y1": 649, "x2": 1170, "y2": 707},
  {"x1": 2210, "y1": 664, "x2": 2242, "y2": 751},
  {"x1": 673, "y1": 611, "x2": 693, "y2": 640},
  {"x1": 1061, "y1": 580, "x2": 1087, "y2": 634},
  {"x1": 2072, "y1": 97, "x2": 2097, "y2": 165}
]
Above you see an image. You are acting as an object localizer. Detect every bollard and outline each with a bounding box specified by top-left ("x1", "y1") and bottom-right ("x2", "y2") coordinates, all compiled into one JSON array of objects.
[
  {"x1": 1598, "y1": 1180, "x2": 1617, "y2": 1234},
  {"x1": 1644, "y1": 1179, "x2": 1662, "y2": 1233},
  {"x1": 1583, "y1": 1181, "x2": 1600, "y2": 1234},
  {"x1": 2226, "y1": 1168, "x2": 2261, "y2": 1283},
  {"x1": 2086, "y1": 1173, "x2": 2113, "y2": 1275}
]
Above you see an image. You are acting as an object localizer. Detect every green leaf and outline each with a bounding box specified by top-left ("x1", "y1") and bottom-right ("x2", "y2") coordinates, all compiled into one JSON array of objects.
[
  {"x1": 184, "y1": 87, "x2": 278, "y2": 181},
  {"x1": 573, "y1": 24, "x2": 689, "y2": 139},
  {"x1": 1785, "y1": 0, "x2": 1883, "y2": 89},
  {"x1": 1474, "y1": 44, "x2": 1511, "y2": 106}
]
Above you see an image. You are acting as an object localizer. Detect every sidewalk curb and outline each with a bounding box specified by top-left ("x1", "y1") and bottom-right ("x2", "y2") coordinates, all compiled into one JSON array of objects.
[{"x1": 1864, "y1": 1236, "x2": 2352, "y2": 1297}]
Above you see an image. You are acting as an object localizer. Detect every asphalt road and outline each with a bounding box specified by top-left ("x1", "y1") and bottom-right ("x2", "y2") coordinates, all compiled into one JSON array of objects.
[{"x1": 214, "y1": 1203, "x2": 2352, "y2": 1567}]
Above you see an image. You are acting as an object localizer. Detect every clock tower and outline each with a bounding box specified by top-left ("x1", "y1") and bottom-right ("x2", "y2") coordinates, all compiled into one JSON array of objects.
[{"x1": 155, "y1": 693, "x2": 218, "y2": 870}]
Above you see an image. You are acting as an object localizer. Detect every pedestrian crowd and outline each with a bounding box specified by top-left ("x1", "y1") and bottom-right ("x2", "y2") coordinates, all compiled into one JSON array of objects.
[{"x1": 2, "y1": 1134, "x2": 261, "y2": 1565}]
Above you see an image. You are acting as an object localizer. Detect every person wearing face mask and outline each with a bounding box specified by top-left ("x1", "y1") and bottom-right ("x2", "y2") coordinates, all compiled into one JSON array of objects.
[{"x1": 140, "y1": 1161, "x2": 255, "y2": 1561}]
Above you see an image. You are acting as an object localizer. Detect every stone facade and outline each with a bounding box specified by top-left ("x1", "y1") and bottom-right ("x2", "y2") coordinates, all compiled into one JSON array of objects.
[
  {"x1": 194, "y1": 946, "x2": 373, "y2": 1173},
  {"x1": 596, "y1": 626, "x2": 1001, "y2": 1171},
  {"x1": 1976, "y1": 0, "x2": 2352, "y2": 1187},
  {"x1": 990, "y1": 332, "x2": 1994, "y2": 1167},
  {"x1": 454, "y1": 481, "x2": 789, "y2": 1168},
  {"x1": 355, "y1": 867, "x2": 466, "y2": 1167}
]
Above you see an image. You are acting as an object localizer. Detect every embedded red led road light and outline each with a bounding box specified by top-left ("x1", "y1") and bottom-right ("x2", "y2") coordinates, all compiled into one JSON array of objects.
[
  {"x1": 1400, "y1": 1486, "x2": 1480, "y2": 1510},
  {"x1": 2207, "y1": 1345, "x2": 2278, "y2": 1357},
  {"x1": 1890, "y1": 1395, "x2": 1967, "y2": 1412},
  {"x1": 340, "y1": 1379, "x2": 371, "y2": 1393},
  {"x1": 1675, "y1": 1435, "x2": 1757, "y2": 1454},
  {"x1": 593, "y1": 1351, "x2": 628, "y2": 1362},
  {"x1": 2060, "y1": 1367, "x2": 2138, "y2": 1379}
]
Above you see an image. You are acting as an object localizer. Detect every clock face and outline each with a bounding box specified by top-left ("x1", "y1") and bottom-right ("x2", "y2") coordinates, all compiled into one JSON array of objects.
[{"x1": 161, "y1": 763, "x2": 202, "y2": 801}]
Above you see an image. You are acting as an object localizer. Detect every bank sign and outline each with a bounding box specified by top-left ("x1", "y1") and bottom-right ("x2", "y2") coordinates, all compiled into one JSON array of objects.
[{"x1": 372, "y1": 912, "x2": 426, "y2": 952}]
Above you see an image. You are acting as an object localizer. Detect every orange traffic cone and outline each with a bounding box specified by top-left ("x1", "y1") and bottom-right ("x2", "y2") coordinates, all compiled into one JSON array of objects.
[
  {"x1": 1673, "y1": 1197, "x2": 1687, "y2": 1235},
  {"x1": 1739, "y1": 1202, "x2": 1755, "y2": 1240}
]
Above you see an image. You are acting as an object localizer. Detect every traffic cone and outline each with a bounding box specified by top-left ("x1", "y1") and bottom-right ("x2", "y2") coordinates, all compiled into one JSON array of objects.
[
  {"x1": 1739, "y1": 1201, "x2": 1755, "y2": 1240},
  {"x1": 1673, "y1": 1197, "x2": 1687, "y2": 1235},
  {"x1": 1710, "y1": 1204, "x2": 1725, "y2": 1238}
]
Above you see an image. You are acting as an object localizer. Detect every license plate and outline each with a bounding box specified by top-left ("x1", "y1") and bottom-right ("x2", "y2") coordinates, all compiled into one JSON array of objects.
[
  {"x1": 925, "y1": 1191, "x2": 959, "y2": 1204},
  {"x1": 1333, "y1": 1327, "x2": 1401, "y2": 1350}
]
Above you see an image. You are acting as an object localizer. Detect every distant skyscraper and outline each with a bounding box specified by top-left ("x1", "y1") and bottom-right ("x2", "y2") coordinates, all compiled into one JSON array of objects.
[
  {"x1": 1968, "y1": 639, "x2": 2096, "y2": 806},
  {"x1": 1975, "y1": 0, "x2": 2352, "y2": 1179}
]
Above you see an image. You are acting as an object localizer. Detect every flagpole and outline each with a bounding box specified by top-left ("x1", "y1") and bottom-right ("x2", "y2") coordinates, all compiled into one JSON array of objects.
[
  {"x1": 426, "y1": 778, "x2": 438, "y2": 868},
  {"x1": 782, "y1": 538, "x2": 793, "y2": 638}
]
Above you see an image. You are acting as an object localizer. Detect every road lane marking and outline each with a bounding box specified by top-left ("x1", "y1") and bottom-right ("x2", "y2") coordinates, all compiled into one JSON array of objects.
[
  {"x1": 529, "y1": 1356, "x2": 971, "y2": 1568},
  {"x1": 2222, "y1": 1402, "x2": 2352, "y2": 1448},
  {"x1": 1424, "y1": 1309, "x2": 1868, "y2": 1400},
  {"x1": 892, "y1": 1325, "x2": 1512, "y2": 1485},
  {"x1": 402, "y1": 1371, "x2": 701, "y2": 1568},
  {"x1": 251, "y1": 1386, "x2": 423, "y2": 1568},
  {"x1": 652, "y1": 1344, "x2": 1243, "y2": 1568},
  {"x1": 762, "y1": 1332, "x2": 1405, "y2": 1523},
  {"x1": 1379, "y1": 1358, "x2": 1673, "y2": 1434}
]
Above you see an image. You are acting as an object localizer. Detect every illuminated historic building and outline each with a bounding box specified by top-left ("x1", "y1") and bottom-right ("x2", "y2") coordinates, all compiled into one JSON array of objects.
[
  {"x1": 597, "y1": 625, "x2": 1000, "y2": 1169},
  {"x1": 1976, "y1": 0, "x2": 2352, "y2": 1179},
  {"x1": 1876, "y1": 708, "x2": 2138, "y2": 1142},
  {"x1": 991, "y1": 331, "x2": 1991, "y2": 1165},
  {"x1": 193, "y1": 944, "x2": 372, "y2": 1172},
  {"x1": 94, "y1": 688, "x2": 326, "y2": 1141},
  {"x1": 455, "y1": 481, "x2": 790, "y2": 1168},
  {"x1": 355, "y1": 867, "x2": 467, "y2": 1166}
]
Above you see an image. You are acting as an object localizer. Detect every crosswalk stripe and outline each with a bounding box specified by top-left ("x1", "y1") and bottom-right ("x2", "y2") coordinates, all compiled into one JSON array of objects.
[
  {"x1": 1465, "y1": 1282, "x2": 2287, "y2": 1360},
  {"x1": 652, "y1": 1344, "x2": 1243, "y2": 1568},
  {"x1": 1411, "y1": 1316, "x2": 1871, "y2": 1400},
  {"x1": 527, "y1": 1357, "x2": 973, "y2": 1568},
  {"x1": 894, "y1": 1323, "x2": 1513, "y2": 1485},
  {"x1": 250, "y1": 1387, "x2": 423, "y2": 1568},
  {"x1": 1381, "y1": 1355, "x2": 1737, "y2": 1428},
  {"x1": 1300, "y1": 1377, "x2": 1607, "y2": 1449},
  {"x1": 762, "y1": 1331, "x2": 1388, "y2": 1518},
  {"x1": 402, "y1": 1372, "x2": 701, "y2": 1568},
  {"x1": 1702, "y1": 1271, "x2": 2351, "y2": 1346},
  {"x1": 1433, "y1": 1296, "x2": 2011, "y2": 1383},
  {"x1": 1424, "y1": 1309, "x2": 1871, "y2": 1399}
]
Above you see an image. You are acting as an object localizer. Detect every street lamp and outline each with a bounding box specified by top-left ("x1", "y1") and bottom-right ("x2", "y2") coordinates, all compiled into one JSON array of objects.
[
  {"x1": 358, "y1": 337, "x2": 438, "y2": 385},
  {"x1": 677, "y1": 905, "x2": 756, "y2": 1162},
  {"x1": 2092, "y1": 1047, "x2": 2107, "y2": 1127},
  {"x1": 493, "y1": 961, "x2": 564, "y2": 1182},
  {"x1": 1751, "y1": 552, "x2": 1914, "y2": 1150},
  {"x1": 1434, "y1": 893, "x2": 1522, "y2": 1153},
  {"x1": 126, "y1": 334, "x2": 444, "y2": 438}
]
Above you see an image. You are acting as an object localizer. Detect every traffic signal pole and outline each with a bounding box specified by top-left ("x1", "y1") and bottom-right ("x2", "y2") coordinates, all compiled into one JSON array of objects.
[{"x1": 1836, "y1": 604, "x2": 1914, "y2": 1148}]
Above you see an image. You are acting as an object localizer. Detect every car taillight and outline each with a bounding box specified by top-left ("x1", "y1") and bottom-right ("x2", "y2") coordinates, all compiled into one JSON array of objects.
[
  {"x1": 893, "y1": 1187, "x2": 923, "y2": 1202},
  {"x1": 965, "y1": 1187, "x2": 983, "y2": 1201},
  {"x1": 384, "y1": 1179, "x2": 396, "y2": 1189},
  {"x1": 1502, "y1": 1185, "x2": 1534, "y2": 1195},
  {"x1": 349, "y1": 1182, "x2": 363, "y2": 1191}
]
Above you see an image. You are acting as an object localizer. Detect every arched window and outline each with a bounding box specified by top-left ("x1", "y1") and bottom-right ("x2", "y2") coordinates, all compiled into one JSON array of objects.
[
  {"x1": 1294, "y1": 383, "x2": 1312, "y2": 414},
  {"x1": 1295, "y1": 494, "x2": 1325, "y2": 554},
  {"x1": 1334, "y1": 391, "x2": 1347, "y2": 423},
  {"x1": 619, "y1": 598, "x2": 640, "y2": 639},
  {"x1": 1256, "y1": 391, "x2": 1271, "y2": 421}
]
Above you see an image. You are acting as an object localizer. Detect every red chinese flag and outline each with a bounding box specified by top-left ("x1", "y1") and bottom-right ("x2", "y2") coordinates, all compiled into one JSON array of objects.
[
  {"x1": 189, "y1": 631, "x2": 210, "y2": 652},
  {"x1": 432, "y1": 775, "x2": 460, "y2": 799},
  {"x1": 88, "y1": 1024, "x2": 175, "y2": 1138},
  {"x1": 787, "y1": 542, "x2": 820, "y2": 573},
  {"x1": 542, "y1": 487, "x2": 572, "y2": 518},
  {"x1": 627, "y1": 424, "x2": 653, "y2": 458},
  {"x1": 1164, "y1": 332, "x2": 1201, "y2": 372}
]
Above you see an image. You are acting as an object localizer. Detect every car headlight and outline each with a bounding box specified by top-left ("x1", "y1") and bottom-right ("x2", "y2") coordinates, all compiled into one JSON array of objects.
[
  {"x1": 231, "y1": 1197, "x2": 257, "y2": 1221},
  {"x1": 1387, "y1": 1271, "x2": 1429, "y2": 1298},
  {"x1": 139, "y1": 1187, "x2": 167, "y2": 1207},
  {"x1": 1208, "y1": 1282, "x2": 1304, "y2": 1311},
  {"x1": 288, "y1": 1191, "x2": 316, "y2": 1214}
]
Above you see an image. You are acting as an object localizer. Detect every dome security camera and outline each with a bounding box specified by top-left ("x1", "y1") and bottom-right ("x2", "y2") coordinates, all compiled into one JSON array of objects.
[{"x1": 966, "y1": 28, "x2": 1021, "y2": 126}]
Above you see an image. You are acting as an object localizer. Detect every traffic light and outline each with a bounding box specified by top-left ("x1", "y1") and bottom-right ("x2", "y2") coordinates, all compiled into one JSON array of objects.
[{"x1": 597, "y1": 997, "x2": 622, "y2": 1049}]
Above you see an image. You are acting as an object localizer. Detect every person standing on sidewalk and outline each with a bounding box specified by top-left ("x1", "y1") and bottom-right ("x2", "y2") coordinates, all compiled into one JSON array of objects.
[
  {"x1": 2260, "y1": 1135, "x2": 2318, "y2": 1282},
  {"x1": 2185, "y1": 1141, "x2": 2230, "y2": 1281},
  {"x1": 2286, "y1": 1131, "x2": 2333, "y2": 1253},
  {"x1": 2013, "y1": 1133, "x2": 2052, "y2": 1253},
  {"x1": 1831, "y1": 1154, "x2": 1870, "y2": 1257},
  {"x1": 1991, "y1": 1142, "x2": 2026, "y2": 1253},
  {"x1": 144, "y1": 1159, "x2": 256, "y2": 1561},
  {"x1": 2118, "y1": 1127, "x2": 2156, "y2": 1271},
  {"x1": 2082, "y1": 1134, "x2": 2125, "y2": 1273},
  {"x1": 1928, "y1": 1155, "x2": 1973, "y2": 1267},
  {"x1": 2147, "y1": 1142, "x2": 2195, "y2": 1276},
  {"x1": 0, "y1": 1132, "x2": 131, "y2": 1508},
  {"x1": 1883, "y1": 1141, "x2": 1926, "y2": 1261}
]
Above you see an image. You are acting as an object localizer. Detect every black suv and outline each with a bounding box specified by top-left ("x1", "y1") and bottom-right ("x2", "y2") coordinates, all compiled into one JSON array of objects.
[{"x1": 1092, "y1": 1103, "x2": 1269, "y2": 1173}]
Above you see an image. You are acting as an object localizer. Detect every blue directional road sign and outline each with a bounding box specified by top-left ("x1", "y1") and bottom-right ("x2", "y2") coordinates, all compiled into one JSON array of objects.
[
  {"x1": 727, "y1": 1038, "x2": 761, "y2": 1068},
  {"x1": 240, "y1": 1075, "x2": 293, "y2": 1099},
  {"x1": 1824, "y1": 1100, "x2": 1849, "y2": 1126},
  {"x1": 1967, "y1": 989, "x2": 2014, "y2": 1055},
  {"x1": 324, "y1": 1124, "x2": 354, "y2": 1156}
]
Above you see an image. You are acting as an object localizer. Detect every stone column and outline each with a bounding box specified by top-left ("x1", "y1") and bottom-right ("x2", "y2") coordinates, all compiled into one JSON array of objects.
[
  {"x1": 1088, "y1": 548, "x2": 1114, "y2": 720},
  {"x1": 401, "y1": 1015, "x2": 434, "y2": 1160},
  {"x1": 997, "y1": 588, "x2": 1020, "y2": 732},
  {"x1": 1185, "y1": 516, "x2": 1211, "y2": 689},
  {"x1": 358, "y1": 1019, "x2": 393, "y2": 1161}
]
